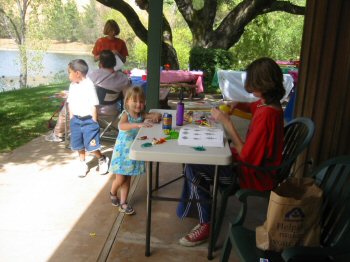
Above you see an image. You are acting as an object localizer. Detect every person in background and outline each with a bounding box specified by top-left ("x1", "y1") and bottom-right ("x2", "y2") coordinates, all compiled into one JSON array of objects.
[
  {"x1": 176, "y1": 57, "x2": 285, "y2": 247},
  {"x1": 88, "y1": 49, "x2": 131, "y2": 112},
  {"x1": 92, "y1": 19, "x2": 128, "y2": 64},
  {"x1": 45, "y1": 50, "x2": 130, "y2": 143},
  {"x1": 109, "y1": 86, "x2": 161, "y2": 215},
  {"x1": 66, "y1": 59, "x2": 109, "y2": 178},
  {"x1": 45, "y1": 98, "x2": 69, "y2": 142}
]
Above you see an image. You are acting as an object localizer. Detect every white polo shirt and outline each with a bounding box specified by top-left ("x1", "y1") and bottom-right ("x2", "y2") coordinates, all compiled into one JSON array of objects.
[{"x1": 67, "y1": 78, "x2": 99, "y2": 117}]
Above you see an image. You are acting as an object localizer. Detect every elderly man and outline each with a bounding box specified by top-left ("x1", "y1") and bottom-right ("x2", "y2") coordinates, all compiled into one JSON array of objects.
[{"x1": 45, "y1": 50, "x2": 130, "y2": 142}]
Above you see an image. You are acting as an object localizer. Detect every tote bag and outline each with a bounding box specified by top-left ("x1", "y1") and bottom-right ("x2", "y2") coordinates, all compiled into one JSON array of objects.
[{"x1": 256, "y1": 177, "x2": 323, "y2": 252}]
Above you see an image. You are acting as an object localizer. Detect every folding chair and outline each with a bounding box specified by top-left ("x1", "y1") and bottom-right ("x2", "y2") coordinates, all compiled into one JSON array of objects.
[
  {"x1": 212, "y1": 117, "x2": 315, "y2": 251},
  {"x1": 220, "y1": 155, "x2": 350, "y2": 262},
  {"x1": 96, "y1": 86, "x2": 122, "y2": 141}
]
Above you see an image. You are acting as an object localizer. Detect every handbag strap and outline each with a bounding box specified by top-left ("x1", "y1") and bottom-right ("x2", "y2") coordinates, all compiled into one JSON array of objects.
[{"x1": 95, "y1": 71, "x2": 114, "y2": 86}]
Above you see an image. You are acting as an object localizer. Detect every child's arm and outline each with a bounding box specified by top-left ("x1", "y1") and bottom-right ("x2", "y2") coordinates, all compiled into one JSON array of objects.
[
  {"x1": 68, "y1": 103, "x2": 73, "y2": 119},
  {"x1": 92, "y1": 106, "x2": 98, "y2": 122},
  {"x1": 211, "y1": 107, "x2": 244, "y2": 154},
  {"x1": 144, "y1": 112, "x2": 162, "y2": 123},
  {"x1": 119, "y1": 113, "x2": 150, "y2": 130},
  {"x1": 229, "y1": 102, "x2": 252, "y2": 114}
]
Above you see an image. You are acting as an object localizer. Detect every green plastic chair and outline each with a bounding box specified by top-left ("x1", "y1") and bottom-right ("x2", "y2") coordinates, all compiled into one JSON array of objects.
[
  {"x1": 220, "y1": 155, "x2": 350, "y2": 262},
  {"x1": 212, "y1": 117, "x2": 315, "y2": 251}
]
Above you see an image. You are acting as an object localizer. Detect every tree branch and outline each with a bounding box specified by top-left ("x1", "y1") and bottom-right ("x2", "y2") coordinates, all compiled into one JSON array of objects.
[
  {"x1": 262, "y1": 0, "x2": 305, "y2": 15},
  {"x1": 0, "y1": 7, "x2": 22, "y2": 44},
  {"x1": 211, "y1": 0, "x2": 305, "y2": 49}
]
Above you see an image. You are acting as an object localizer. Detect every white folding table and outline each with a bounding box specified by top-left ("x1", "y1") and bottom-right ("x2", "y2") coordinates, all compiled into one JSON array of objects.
[{"x1": 129, "y1": 109, "x2": 232, "y2": 260}]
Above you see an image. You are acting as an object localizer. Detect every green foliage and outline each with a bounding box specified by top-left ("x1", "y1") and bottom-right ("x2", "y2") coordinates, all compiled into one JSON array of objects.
[
  {"x1": 42, "y1": 0, "x2": 81, "y2": 42},
  {"x1": 128, "y1": 39, "x2": 147, "y2": 69},
  {"x1": 64, "y1": 0, "x2": 80, "y2": 42},
  {"x1": 79, "y1": 0, "x2": 102, "y2": 44},
  {"x1": 0, "y1": 84, "x2": 67, "y2": 152},
  {"x1": 41, "y1": 0, "x2": 66, "y2": 41},
  {"x1": 173, "y1": 27, "x2": 192, "y2": 69},
  {"x1": 230, "y1": 11, "x2": 304, "y2": 69},
  {"x1": 189, "y1": 47, "x2": 234, "y2": 93}
]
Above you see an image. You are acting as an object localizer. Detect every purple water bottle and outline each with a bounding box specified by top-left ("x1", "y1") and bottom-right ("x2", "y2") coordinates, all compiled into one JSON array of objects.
[{"x1": 176, "y1": 100, "x2": 184, "y2": 126}]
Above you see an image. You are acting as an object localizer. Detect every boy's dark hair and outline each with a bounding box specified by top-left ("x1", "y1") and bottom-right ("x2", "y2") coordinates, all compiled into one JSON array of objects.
[
  {"x1": 68, "y1": 59, "x2": 89, "y2": 76},
  {"x1": 99, "y1": 50, "x2": 116, "y2": 68},
  {"x1": 103, "y1": 19, "x2": 120, "y2": 36},
  {"x1": 244, "y1": 57, "x2": 285, "y2": 105}
]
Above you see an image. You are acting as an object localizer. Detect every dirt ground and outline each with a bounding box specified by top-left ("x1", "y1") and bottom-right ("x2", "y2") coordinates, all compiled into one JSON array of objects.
[{"x1": 0, "y1": 38, "x2": 93, "y2": 54}]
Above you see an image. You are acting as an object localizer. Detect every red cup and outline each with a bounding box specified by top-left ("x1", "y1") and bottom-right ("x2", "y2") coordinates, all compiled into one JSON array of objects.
[{"x1": 142, "y1": 75, "x2": 147, "y2": 81}]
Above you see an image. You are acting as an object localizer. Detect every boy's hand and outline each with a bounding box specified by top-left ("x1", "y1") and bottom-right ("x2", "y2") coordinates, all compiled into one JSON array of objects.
[
  {"x1": 211, "y1": 107, "x2": 231, "y2": 124},
  {"x1": 228, "y1": 102, "x2": 239, "y2": 114}
]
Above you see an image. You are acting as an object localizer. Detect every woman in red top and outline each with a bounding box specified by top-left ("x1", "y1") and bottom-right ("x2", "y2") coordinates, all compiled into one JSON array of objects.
[
  {"x1": 92, "y1": 19, "x2": 129, "y2": 63},
  {"x1": 177, "y1": 57, "x2": 285, "y2": 247}
]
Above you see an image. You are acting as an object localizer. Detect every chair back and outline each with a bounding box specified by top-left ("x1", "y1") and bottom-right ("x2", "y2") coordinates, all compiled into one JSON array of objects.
[
  {"x1": 309, "y1": 155, "x2": 350, "y2": 248},
  {"x1": 275, "y1": 117, "x2": 315, "y2": 184},
  {"x1": 96, "y1": 86, "x2": 121, "y2": 106}
]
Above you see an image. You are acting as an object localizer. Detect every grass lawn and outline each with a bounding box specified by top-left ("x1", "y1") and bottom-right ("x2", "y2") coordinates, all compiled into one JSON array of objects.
[{"x1": 0, "y1": 83, "x2": 68, "y2": 153}]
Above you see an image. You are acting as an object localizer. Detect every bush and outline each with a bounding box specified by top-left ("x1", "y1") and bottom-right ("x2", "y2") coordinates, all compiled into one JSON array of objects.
[{"x1": 189, "y1": 47, "x2": 234, "y2": 93}]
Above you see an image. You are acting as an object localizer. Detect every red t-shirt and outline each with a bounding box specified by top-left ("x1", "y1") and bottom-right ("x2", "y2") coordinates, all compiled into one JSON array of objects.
[
  {"x1": 232, "y1": 100, "x2": 284, "y2": 191},
  {"x1": 92, "y1": 37, "x2": 129, "y2": 58}
]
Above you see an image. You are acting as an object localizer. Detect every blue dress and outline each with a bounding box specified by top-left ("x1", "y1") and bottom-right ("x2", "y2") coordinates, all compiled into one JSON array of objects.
[{"x1": 109, "y1": 110, "x2": 145, "y2": 175}]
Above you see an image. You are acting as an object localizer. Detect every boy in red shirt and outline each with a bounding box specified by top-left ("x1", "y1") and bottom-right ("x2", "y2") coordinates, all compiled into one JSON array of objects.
[{"x1": 177, "y1": 57, "x2": 285, "y2": 247}]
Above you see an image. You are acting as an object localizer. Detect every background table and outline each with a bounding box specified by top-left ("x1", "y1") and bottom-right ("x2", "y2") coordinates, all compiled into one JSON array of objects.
[
  {"x1": 129, "y1": 109, "x2": 232, "y2": 259},
  {"x1": 215, "y1": 70, "x2": 294, "y2": 102},
  {"x1": 130, "y1": 70, "x2": 204, "y2": 100}
]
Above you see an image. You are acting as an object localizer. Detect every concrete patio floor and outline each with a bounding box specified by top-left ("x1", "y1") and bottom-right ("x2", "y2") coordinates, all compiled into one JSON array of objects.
[{"x1": 0, "y1": 95, "x2": 269, "y2": 262}]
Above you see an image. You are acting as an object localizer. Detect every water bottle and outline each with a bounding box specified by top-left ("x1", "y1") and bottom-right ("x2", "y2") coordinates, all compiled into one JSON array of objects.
[{"x1": 176, "y1": 101, "x2": 184, "y2": 126}]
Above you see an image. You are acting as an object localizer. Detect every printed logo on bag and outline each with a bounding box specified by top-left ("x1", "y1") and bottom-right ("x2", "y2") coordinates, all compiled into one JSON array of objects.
[{"x1": 284, "y1": 208, "x2": 305, "y2": 221}]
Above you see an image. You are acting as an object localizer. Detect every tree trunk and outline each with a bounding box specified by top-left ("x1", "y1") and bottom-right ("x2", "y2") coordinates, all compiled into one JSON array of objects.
[{"x1": 19, "y1": 45, "x2": 28, "y2": 88}]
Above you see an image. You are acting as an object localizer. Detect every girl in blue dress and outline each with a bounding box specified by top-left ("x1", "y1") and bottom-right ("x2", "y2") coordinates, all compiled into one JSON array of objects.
[{"x1": 109, "y1": 86, "x2": 161, "y2": 215}]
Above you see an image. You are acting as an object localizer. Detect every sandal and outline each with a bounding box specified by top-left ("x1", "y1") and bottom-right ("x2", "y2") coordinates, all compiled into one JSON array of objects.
[
  {"x1": 119, "y1": 203, "x2": 135, "y2": 215},
  {"x1": 110, "y1": 192, "x2": 120, "y2": 207}
]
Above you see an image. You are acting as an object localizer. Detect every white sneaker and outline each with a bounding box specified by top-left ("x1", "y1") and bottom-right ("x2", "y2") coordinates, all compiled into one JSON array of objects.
[
  {"x1": 78, "y1": 161, "x2": 89, "y2": 178},
  {"x1": 45, "y1": 132, "x2": 64, "y2": 142},
  {"x1": 98, "y1": 156, "x2": 109, "y2": 175}
]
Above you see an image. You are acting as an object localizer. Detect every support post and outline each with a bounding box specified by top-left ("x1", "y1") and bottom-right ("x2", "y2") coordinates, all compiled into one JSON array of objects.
[{"x1": 146, "y1": 0, "x2": 164, "y2": 110}]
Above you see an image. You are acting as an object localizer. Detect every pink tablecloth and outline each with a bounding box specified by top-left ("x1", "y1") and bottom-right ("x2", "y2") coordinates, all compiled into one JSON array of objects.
[{"x1": 160, "y1": 70, "x2": 204, "y2": 94}]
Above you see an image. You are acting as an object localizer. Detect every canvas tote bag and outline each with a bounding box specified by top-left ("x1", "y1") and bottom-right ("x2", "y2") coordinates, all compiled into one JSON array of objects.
[{"x1": 256, "y1": 177, "x2": 323, "y2": 252}]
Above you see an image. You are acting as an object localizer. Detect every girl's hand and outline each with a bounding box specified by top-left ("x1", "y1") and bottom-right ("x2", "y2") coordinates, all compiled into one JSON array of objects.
[
  {"x1": 150, "y1": 113, "x2": 162, "y2": 123},
  {"x1": 152, "y1": 113, "x2": 162, "y2": 123},
  {"x1": 138, "y1": 120, "x2": 153, "y2": 128}
]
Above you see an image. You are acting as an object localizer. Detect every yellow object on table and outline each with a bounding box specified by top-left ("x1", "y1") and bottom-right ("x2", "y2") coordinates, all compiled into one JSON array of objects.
[
  {"x1": 218, "y1": 104, "x2": 231, "y2": 113},
  {"x1": 219, "y1": 104, "x2": 252, "y2": 120}
]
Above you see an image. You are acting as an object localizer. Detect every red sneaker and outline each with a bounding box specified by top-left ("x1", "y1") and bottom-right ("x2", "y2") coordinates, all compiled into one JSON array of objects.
[{"x1": 179, "y1": 223, "x2": 210, "y2": 247}]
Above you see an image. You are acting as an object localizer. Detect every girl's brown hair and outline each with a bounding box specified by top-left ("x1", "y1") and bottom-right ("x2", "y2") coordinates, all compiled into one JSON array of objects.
[
  {"x1": 244, "y1": 57, "x2": 285, "y2": 105},
  {"x1": 103, "y1": 19, "x2": 120, "y2": 36}
]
